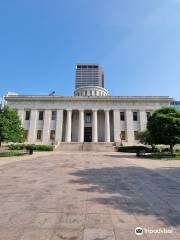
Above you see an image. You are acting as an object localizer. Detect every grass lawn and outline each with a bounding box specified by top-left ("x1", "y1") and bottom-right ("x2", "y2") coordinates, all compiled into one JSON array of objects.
[
  {"x1": 0, "y1": 151, "x2": 26, "y2": 157},
  {"x1": 143, "y1": 153, "x2": 180, "y2": 160},
  {"x1": 164, "y1": 155, "x2": 180, "y2": 160}
]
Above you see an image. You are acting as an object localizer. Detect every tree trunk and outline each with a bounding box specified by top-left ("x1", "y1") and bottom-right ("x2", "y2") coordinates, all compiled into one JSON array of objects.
[
  {"x1": 170, "y1": 144, "x2": 174, "y2": 156},
  {"x1": 151, "y1": 144, "x2": 155, "y2": 152},
  {"x1": 0, "y1": 141, "x2": 1, "y2": 148}
]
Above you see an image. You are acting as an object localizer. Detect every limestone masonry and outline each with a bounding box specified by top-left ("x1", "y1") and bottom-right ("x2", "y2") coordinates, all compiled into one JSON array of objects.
[{"x1": 5, "y1": 64, "x2": 172, "y2": 146}]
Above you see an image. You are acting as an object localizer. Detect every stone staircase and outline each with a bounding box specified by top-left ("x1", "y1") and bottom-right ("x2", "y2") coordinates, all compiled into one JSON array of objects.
[{"x1": 55, "y1": 142, "x2": 115, "y2": 152}]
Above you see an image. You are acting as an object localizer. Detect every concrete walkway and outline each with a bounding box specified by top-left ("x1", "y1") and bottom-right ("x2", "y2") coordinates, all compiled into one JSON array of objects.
[{"x1": 0, "y1": 152, "x2": 180, "y2": 240}]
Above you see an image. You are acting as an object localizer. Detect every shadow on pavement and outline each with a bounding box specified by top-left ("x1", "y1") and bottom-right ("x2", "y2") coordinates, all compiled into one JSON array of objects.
[{"x1": 70, "y1": 165, "x2": 180, "y2": 226}]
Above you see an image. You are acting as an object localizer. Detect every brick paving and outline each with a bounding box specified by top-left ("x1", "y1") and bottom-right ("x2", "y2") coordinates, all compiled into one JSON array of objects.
[{"x1": 0, "y1": 152, "x2": 180, "y2": 240}]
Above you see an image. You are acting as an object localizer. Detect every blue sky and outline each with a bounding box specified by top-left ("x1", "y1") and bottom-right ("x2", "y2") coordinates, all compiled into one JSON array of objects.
[{"x1": 0, "y1": 0, "x2": 180, "y2": 99}]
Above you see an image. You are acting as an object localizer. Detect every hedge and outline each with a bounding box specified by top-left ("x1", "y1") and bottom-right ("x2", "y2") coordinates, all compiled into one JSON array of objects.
[
  {"x1": 0, "y1": 151, "x2": 25, "y2": 157},
  {"x1": 8, "y1": 144, "x2": 54, "y2": 151},
  {"x1": 116, "y1": 145, "x2": 151, "y2": 153}
]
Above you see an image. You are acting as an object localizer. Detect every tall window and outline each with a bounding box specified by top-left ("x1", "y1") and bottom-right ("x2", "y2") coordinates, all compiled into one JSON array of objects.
[
  {"x1": 39, "y1": 111, "x2": 44, "y2": 120},
  {"x1": 134, "y1": 131, "x2": 139, "y2": 140},
  {"x1": 120, "y1": 131, "x2": 126, "y2": 140},
  {"x1": 52, "y1": 111, "x2": 57, "y2": 120},
  {"x1": 120, "y1": 112, "x2": 125, "y2": 121},
  {"x1": 85, "y1": 113, "x2": 92, "y2": 123},
  {"x1": 50, "y1": 130, "x2": 55, "y2": 140},
  {"x1": 133, "y1": 112, "x2": 138, "y2": 121},
  {"x1": 25, "y1": 110, "x2": 30, "y2": 120},
  {"x1": 146, "y1": 112, "x2": 151, "y2": 121},
  {"x1": 37, "y1": 130, "x2": 42, "y2": 141}
]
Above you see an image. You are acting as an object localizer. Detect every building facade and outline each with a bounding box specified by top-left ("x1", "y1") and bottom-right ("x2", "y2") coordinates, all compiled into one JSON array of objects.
[
  {"x1": 5, "y1": 64, "x2": 172, "y2": 146},
  {"x1": 171, "y1": 101, "x2": 180, "y2": 110},
  {"x1": 5, "y1": 93, "x2": 172, "y2": 146},
  {"x1": 75, "y1": 64, "x2": 104, "y2": 89}
]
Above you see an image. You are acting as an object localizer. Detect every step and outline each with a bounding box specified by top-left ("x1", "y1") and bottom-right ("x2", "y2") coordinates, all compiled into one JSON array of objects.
[{"x1": 55, "y1": 143, "x2": 83, "y2": 151}]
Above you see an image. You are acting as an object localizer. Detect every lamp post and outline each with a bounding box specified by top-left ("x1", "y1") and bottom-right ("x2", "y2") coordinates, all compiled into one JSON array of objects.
[
  {"x1": 120, "y1": 133, "x2": 123, "y2": 146},
  {"x1": 51, "y1": 132, "x2": 55, "y2": 145}
]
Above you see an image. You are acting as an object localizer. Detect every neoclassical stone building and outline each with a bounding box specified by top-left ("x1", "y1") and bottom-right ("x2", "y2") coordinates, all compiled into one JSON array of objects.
[{"x1": 5, "y1": 84, "x2": 172, "y2": 148}]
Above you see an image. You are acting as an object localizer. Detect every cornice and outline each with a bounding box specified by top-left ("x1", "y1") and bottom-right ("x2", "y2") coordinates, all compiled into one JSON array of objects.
[{"x1": 5, "y1": 95, "x2": 173, "y2": 102}]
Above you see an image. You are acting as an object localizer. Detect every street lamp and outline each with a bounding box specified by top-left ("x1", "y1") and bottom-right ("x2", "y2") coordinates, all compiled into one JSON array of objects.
[
  {"x1": 120, "y1": 133, "x2": 123, "y2": 146},
  {"x1": 51, "y1": 132, "x2": 55, "y2": 145}
]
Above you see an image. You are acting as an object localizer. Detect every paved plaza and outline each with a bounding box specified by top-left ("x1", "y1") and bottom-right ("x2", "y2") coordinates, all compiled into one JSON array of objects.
[{"x1": 0, "y1": 152, "x2": 180, "y2": 240}]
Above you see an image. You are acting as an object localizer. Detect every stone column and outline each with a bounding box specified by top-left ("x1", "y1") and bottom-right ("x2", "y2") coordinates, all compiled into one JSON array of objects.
[
  {"x1": 42, "y1": 110, "x2": 51, "y2": 144},
  {"x1": 139, "y1": 110, "x2": 147, "y2": 131},
  {"x1": 55, "y1": 110, "x2": 64, "y2": 144},
  {"x1": 18, "y1": 109, "x2": 24, "y2": 126},
  {"x1": 65, "y1": 109, "x2": 72, "y2": 142},
  {"x1": 105, "y1": 110, "x2": 110, "y2": 143},
  {"x1": 78, "y1": 109, "x2": 84, "y2": 142},
  {"x1": 125, "y1": 110, "x2": 134, "y2": 144},
  {"x1": 92, "y1": 110, "x2": 98, "y2": 142},
  {"x1": 28, "y1": 109, "x2": 37, "y2": 143},
  {"x1": 113, "y1": 109, "x2": 120, "y2": 143}
]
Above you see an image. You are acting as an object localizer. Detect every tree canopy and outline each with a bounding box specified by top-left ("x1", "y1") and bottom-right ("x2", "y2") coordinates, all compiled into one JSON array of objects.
[
  {"x1": 0, "y1": 106, "x2": 25, "y2": 146},
  {"x1": 147, "y1": 106, "x2": 180, "y2": 154},
  {"x1": 138, "y1": 130, "x2": 153, "y2": 146}
]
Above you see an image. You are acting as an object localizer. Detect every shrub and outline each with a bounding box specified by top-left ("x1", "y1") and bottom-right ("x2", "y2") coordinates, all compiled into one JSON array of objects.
[
  {"x1": 161, "y1": 148, "x2": 170, "y2": 152},
  {"x1": 117, "y1": 145, "x2": 151, "y2": 153},
  {"x1": 32, "y1": 145, "x2": 53, "y2": 151},
  {"x1": 8, "y1": 144, "x2": 54, "y2": 151},
  {"x1": 9, "y1": 144, "x2": 26, "y2": 150}
]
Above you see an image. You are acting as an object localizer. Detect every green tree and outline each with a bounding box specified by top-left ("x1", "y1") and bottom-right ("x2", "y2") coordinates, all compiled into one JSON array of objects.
[
  {"x1": 147, "y1": 107, "x2": 180, "y2": 155},
  {"x1": 0, "y1": 106, "x2": 25, "y2": 147},
  {"x1": 138, "y1": 130, "x2": 155, "y2": 151}
]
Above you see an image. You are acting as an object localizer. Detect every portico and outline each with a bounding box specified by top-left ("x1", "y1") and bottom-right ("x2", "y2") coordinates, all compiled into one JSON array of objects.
[{"x1": 63, "y1": 108, "x2": 112, "y2": 143}]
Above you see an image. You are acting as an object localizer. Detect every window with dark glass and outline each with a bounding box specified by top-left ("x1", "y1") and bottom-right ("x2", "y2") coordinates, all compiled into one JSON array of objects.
[
  {"x1": 85, "y1": 113, "x2": 92, "y2": 123},
  {"x1": 37, "y1": 130, "x2": 42, "y2": 140},
  {"x1": 25, "y1": 111, "x2": 30, "y2": 120},
  {"x1": 133, "y1": 112, "x2": 138, "y2": 121},
  {"x1": 120, "y1": 131, "x2": 126, "y2": 140},
  {"x1": 39, "y1": 111, "x2": 44, "y2": 120},
  {"x1": 52, "y1": 111, "x2": 57, "y2": 120},
  {"x1": 50, "y1": 130, "x2": 55, "y2": 140},
  {"x1": 120, "y1": 112, "x2": 125, "y2": 121},
  {"x1": 134, "y1": 131, "x2": 139, "y2": 140},
  {"x1": 146, "y1": 112, "x2": 151, "y2": 121}
]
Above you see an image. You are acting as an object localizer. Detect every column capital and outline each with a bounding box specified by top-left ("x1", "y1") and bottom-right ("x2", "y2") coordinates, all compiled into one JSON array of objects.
[
  {"x1": 66, "y1": 109, "x2": 72, "y2": 112},
  {"x1": 104, "y1": 109, "x2": 111, "y2": 112},
  {"x1": 92, "y1": 109, "x2": 98, "y2": 112}
]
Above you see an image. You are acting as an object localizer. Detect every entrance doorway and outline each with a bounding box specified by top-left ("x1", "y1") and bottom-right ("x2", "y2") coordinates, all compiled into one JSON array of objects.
[{"x1": 84, "y1": 127, "x2": 92, "y2": 142}]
